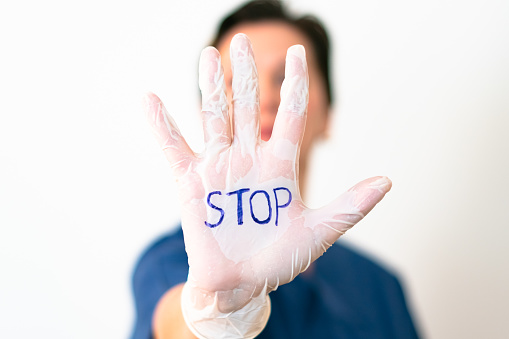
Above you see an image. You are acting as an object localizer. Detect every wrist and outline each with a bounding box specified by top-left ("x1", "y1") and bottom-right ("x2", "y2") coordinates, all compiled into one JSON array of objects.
[{"x1": 181, "y1": 282, "x2": 271, "y2": 339}]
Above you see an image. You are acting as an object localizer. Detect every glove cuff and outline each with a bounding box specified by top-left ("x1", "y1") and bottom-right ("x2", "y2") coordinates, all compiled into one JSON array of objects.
[{"x1": 181, "y1": 282, "x2": 271, "y2": 339}]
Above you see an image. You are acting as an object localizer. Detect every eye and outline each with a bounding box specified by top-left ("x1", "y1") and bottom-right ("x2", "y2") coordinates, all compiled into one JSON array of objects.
[
  {"x1": 273, "y1": 72, "x2": 285, "y2": 87},
  {"x1": 225, "y1": 77, "x2": 232, "y2": 89},
  {"x1": 273, "y1": 64, "x2": 286, "y2": 87}
]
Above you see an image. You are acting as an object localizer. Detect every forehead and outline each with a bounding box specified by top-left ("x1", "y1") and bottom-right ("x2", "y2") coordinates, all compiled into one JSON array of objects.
[{"x1": 216, "y1": 21, "x2": 316, "y2": 71}]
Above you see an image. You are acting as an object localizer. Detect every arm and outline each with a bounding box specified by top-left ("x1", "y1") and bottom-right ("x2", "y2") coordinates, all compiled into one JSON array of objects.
[{"x1": 153, "y1": 283, "x2": 197, "y2": 339}]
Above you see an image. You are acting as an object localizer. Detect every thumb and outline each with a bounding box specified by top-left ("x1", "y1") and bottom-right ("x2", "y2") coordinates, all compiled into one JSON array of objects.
[{"x1": 305, "y1": 176, "x2": 392, "y2": 253}]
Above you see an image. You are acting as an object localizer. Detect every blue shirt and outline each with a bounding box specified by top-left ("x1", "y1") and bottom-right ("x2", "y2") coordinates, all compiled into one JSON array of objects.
[{"x1": 131, "y1": 227, "x2": 419, "y2": 339}]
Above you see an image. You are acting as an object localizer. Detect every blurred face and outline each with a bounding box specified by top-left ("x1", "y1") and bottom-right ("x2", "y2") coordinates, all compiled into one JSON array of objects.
[{"x1": 216, "y1": 21, "x2": 329, "y2": 174}]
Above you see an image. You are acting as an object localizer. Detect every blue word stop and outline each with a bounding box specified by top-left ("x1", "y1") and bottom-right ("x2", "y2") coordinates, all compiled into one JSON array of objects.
[{"x1": 204, "y1": 187, "x2": 292, "y2": 228}]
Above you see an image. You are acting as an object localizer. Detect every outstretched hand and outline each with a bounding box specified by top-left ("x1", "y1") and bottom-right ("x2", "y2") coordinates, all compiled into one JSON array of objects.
[{"x1": 145, "y1": 33, "x2": 391, "y2": 337}]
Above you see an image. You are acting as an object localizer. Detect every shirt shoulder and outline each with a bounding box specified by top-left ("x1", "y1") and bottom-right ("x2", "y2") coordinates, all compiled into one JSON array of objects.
[
  {"x1": 320, "y1": 241, "x2": 420, "y2": 338},
  {"x1": 130, "y1": 227, "x2": 188, "y2": 339},
  {"x1": 132, "y1": 227, "x2": 188, "y2": 290},
  {"x1": 323, "y1": 240, "x2": 398, "y2": 281}
]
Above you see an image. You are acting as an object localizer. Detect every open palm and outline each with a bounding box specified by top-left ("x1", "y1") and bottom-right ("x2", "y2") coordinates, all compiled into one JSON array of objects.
[{"x1": 145, "y1": 34, "x2": 391, "y2": 316}]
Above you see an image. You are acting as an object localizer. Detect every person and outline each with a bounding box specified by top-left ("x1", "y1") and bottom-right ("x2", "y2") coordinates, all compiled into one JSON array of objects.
[{"x1": 131, "y1": 1, "x2": 419, "y2": 338}]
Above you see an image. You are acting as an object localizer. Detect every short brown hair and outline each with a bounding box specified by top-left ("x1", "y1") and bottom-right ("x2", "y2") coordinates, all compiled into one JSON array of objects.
[{"x1": 211, "y1": 0, "x2": 333, "y2": 106}]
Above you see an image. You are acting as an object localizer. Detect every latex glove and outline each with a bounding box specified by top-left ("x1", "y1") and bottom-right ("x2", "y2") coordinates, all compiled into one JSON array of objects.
[{"x1": 145, "y1": 34, "x2": 392, "y2": 339}]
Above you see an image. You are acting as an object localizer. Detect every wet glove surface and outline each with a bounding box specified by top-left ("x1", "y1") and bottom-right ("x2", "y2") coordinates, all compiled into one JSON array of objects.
[{"x1": 144, "y1": 34, "x2": 392, "y2": 338}]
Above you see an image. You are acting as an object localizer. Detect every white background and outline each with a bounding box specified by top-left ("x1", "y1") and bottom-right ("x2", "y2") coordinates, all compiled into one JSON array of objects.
[{"x1": 1, "y1": 0, "x2": 508, "y2": 338}]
